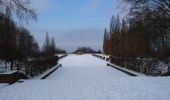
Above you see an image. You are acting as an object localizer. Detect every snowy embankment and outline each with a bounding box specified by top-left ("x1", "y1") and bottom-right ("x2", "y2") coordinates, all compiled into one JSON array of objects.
[
  {"x1": 107, "y1": 63, "x2": 145, "y2": 76},
  {"x1": 0, "y1": 83, "x2": 7, "y2": 89},
  {"x1": 33, "y1": 64, "x2": 62, "y2": 79},
  {"x1": 93, "y1": 54, "x2": 141, "y2": 76},
  {"x1": 93, "y1": 54, "x2": 111, "y2": 61},
  {"x1": 0, "y1": 54, "x2": 170, "y2": 100},
  {"x1": 33, "y1": 54, "x2": 67, "y2": 79},
  {"x1": 56, "y1": 54, "x2": 67, "y2": 59}
]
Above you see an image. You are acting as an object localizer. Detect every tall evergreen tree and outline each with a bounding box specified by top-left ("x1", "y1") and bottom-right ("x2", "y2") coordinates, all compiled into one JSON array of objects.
[
  {"x1": 42, "y1": 32, "x2": 57, "y2": 57},
  {"x1": 103, "y1": 28, "x2": 107, "y2": 54}
]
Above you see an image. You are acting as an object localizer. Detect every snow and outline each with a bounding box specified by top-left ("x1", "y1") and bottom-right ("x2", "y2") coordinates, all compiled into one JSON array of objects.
[
  {"x1": 0, "y1": 54, "x2": 170, "y2": 100},
  {"x1": 0, "y1": 61, "x2": 11, "y2": 72},
  {"x1": 156, "y1": 61, "x2": 169, "y2": 74},
  {"x1": 55, "y1": 54, "x2": 67, "y2": 59},
  {"x1": 48, "y1": 54, "x2": 128, "y2": 80},
  {"x1": 0, "y1": 83, "x2": 8, "y2": 89},
  {"x1": 0, "y1": 70, "x2": 18, "y2": 75},
  {"x1": 1, "y1": 78, "x2": 170, "y2": 100},
  {"x1": 57, "y1": 54, "x2": 66, "y2": 57}
]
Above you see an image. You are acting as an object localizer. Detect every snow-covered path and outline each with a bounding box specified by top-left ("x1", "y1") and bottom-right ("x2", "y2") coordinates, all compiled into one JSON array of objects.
[
  {"x1": 0, "y1": 54, "x2": 170, "y2": 100},
  {"x1": 47, "y1": 54, "x2": 128, "y2": 80}
]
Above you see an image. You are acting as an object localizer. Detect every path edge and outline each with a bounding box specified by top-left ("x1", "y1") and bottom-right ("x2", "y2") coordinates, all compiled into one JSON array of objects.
[
  {"x1": 107, "y1": 63, "x2": 138, "y2": 76},
  {"x1": 41, "y1": 64, "x2": 62, "y2": 79}
]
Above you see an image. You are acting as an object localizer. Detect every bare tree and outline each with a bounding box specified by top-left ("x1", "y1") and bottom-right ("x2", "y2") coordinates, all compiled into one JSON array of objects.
[{"x1": 0, "y1": 0, "x2": 37, "y2": 22}]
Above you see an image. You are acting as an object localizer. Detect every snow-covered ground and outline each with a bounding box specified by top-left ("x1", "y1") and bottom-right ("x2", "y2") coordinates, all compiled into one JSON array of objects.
[
  {"x1": 0, "y1": 54, "x2": 170, "y2": 100},
  {"x1": 48, "y1": 54, "x2": 127, "y2": 80},
  {"x1": 0, "y1": 83, "x2": 8, "y2": 89},
  {"x1": 33, "y1": 64, "x2": 61, "y2": 79}
]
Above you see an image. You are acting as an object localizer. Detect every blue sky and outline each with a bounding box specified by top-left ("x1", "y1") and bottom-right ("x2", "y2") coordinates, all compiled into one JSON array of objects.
[{"x1": 26, "y1": 0, "x2": 121, "y2": 52}]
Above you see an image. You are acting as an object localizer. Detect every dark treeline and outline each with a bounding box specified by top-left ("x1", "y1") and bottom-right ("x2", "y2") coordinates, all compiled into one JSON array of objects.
[
  {"x1": 0, "y1": 0, "x2": 65, "y2": 77},
  {"x1": 0, "y1": 13, "x2": 61, "y2": 77},
  {"x1": 56, "y1": 48, "x2": 67, "y2": 54},
  {"x1": 23, "y1": 32, "x2": 66, "y2": 77},
  {"x1": 74, "y1": 47, "x2": 101, "y2": 54},
  {"x1": 103, "y1": 0, "x2": 170, "y2": 75},
  {"x1": 0, "y1": 12, "x2": 39, "y2": 67}
]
